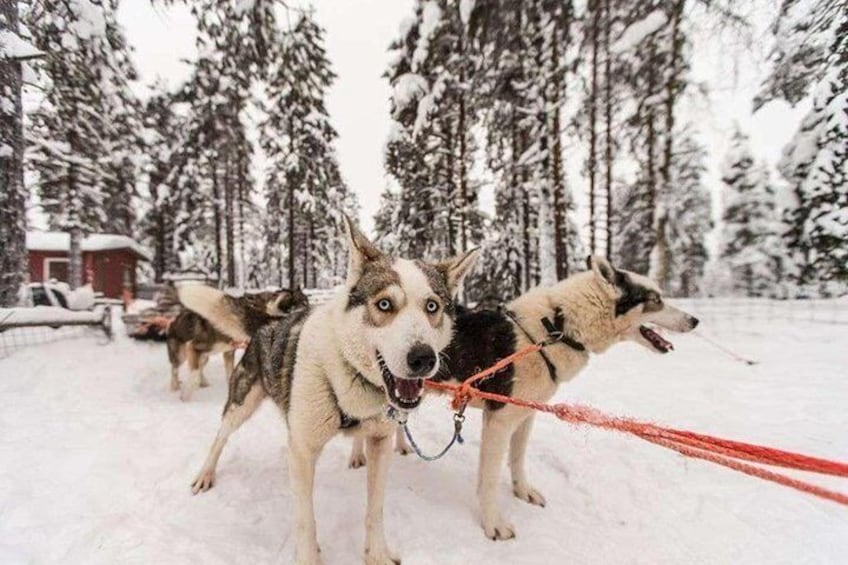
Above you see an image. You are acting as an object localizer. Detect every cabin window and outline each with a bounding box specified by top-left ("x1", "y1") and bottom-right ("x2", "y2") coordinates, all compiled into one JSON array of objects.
[{"x1": 44, "y1": 258, "x2": 69, "y2": 282}]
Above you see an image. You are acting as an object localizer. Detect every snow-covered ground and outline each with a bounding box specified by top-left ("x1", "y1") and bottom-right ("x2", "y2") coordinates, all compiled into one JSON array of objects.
[{"x1": 1, "y1": 300, "x2": 846, "y2": 564}]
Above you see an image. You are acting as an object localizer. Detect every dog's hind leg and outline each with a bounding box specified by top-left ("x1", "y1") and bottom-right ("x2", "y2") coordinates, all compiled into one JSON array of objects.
[
  {"x1": 478, "y1": 411, "x2": 517, "y2": 541},
  {"x1": 199, "y1": 352, "x2": 211, "y2": 388},
  {"x1": 222, "y1": 349, "x2": 235, "y2": 379},
  {"x1": 510, "y1": 414, "x2": 546, "y2": 507},
  {"x1": 180, "y1": 345, "x2": 202, "y2": 401},
  {"x1": 364, "y1": 433, "x2": 399, "y2": 565},
  {"x1": 393, "y1": 425, "x2": 411, "y2": 456},
  {"x1": 348, "y1": 436, "x2": 366, "y2": 469},
  {"x1": 167, "y1": 342, "x2": 183, "y2": 392},
  {"x1": 191, "y1": 382, "x2": 265, "y2": 494}
]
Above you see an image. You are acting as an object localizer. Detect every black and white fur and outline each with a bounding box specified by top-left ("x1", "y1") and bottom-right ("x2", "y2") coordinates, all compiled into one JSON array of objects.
[
  {"x1": 188, "y1": 217, "x2": 479, "y2": 564},
  {"x1": 353, "y1": 255, "x2": 699, "y2": 541}
]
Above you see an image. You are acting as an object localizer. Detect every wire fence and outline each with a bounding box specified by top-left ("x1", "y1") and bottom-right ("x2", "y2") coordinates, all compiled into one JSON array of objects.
[
  {"x1": 0, "y1": 324, "x2": 112, "y2": 359},
  {"x1": 673, "y1": 298, "x2": 848, "y2": 329}
]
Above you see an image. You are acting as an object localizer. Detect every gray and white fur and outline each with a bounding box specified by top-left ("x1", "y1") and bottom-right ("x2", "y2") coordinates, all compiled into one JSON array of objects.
[{"x1": 189, "y1": 217, "x2": 479, "y2": 564}]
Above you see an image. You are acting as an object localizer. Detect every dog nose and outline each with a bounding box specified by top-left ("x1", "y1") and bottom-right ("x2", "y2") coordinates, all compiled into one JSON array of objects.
[
  {"x1": 690, "y1": 316, "x2": 700, "y2": 329},
  {"x1": 407, "y1": 343, "x2": 436, "y2": 376}
]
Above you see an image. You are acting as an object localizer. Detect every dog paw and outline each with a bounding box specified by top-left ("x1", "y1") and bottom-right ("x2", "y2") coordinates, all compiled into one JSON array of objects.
[
  {"x1": 199, "y1": 379, "x2": 210, "y2": 388},
  {"x1": 191, "y1": 470, "x2": 215, "y2": 494},
  {"x1": 394, "y1": 443, "x2": 412, "y2": 456},
  {"x1": 365, "y1": 547, "x2": 400, "y2": 565},
  {"x1": 170, "y1": 380, "x2": 181, "y2": 392},
  {"x1": 348, "y1": 453, "x2": 367, "y2": 469},
  {"x1": 179, "y1": 388, "x2": 194, "y2": 402},
  {"x1": 294, "y1": 547, "x2": 323, "y2": 565},
  {"x1": 513, "y1": 483, "x2": 547, "y2": 507},
  {"x1": 483, "y1": 517, "x2": 516, "y2": 541}
]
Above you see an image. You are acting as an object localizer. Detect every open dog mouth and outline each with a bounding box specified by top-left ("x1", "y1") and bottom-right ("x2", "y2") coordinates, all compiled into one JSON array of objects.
[
  {"x1": 640, "y1": 325, "x2": 674, "y2": 353},
  {"x1": 376, "y1": 351, "x2": 424, "y2": 410}
]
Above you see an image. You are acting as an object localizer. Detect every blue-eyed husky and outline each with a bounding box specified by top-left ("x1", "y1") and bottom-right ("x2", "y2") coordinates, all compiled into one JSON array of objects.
[{"x1": 185, "y1": 217, "x2": 479, "y2": 564}]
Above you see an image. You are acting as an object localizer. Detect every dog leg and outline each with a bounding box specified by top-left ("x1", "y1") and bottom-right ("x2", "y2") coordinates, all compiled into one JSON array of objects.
[
  {"x1": 510, "y1": 415, "x2": 546, "y2": 507},
  {"x1": 168, "y1": 343, "x2": 184, "y2": 392},
  {"x1": 349, "y1": 436, "x2": 367, "y2": 469},
  {"x1": 170, "y1": 364, "x2": 181, "y2": 392},
  {"x1": 394, "y1": 425, "x2": 411, "y2": 456},
  {"x1": 191, "y1": 382, "x2": 265, "y2": 494},
  {"x1": 364, "y1": 434, "x2": 399, "y2": 565},
  {"x1": 222, "y1": 349, "x2": 235, "y2": 379},
  {"x1": 478, "y1": 413, "x2": 516, "y2": 540},
  {"x1": 290, "y1": 437, "x2": 324, "y2": 565},
  {"x1": 199, "y1": 352, "x2": 211, "y2": 388},
  {"x1": 180, "y1": 345, "x2": 201, "y2": 401}
]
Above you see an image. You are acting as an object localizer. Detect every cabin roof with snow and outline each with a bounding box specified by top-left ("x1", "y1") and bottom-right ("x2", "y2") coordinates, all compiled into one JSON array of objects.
[{"x1": 26, "y1": 231, "x2": 151, "y2": 261}]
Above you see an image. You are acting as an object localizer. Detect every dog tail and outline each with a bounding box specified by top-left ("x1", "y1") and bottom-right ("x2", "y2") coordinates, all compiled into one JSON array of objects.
[{"x1": 176, "y1": 285, "x2": 250, "y2": 342}]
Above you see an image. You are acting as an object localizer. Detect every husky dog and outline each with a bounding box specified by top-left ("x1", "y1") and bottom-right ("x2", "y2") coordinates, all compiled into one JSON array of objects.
[
  {"x1": 169, "y1": 287, "x2": 307, "y2": 401},
  {"x1": 398, "y1": 256, "x2": 696, "y2": 541},
  {"x1": 189, "y1": 218, "x2": 479, "y2": 564}
]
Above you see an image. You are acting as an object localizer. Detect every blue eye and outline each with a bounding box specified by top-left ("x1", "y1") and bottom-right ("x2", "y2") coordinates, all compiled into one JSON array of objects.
[
  {"x1": 376, "y1": 298, "x2": 393, "y2": 312},
  {"x1": 426, "y1": 299, "x2": 439, "y2": 314}
]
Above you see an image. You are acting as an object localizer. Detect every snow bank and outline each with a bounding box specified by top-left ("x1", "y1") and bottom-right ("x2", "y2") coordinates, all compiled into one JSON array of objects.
[
  {"x1": 0, "y1": 305, "x2": 106, "y2": 325},
  {"x1": 611, "y1": 10, "x2": 668, "y2": 54}
]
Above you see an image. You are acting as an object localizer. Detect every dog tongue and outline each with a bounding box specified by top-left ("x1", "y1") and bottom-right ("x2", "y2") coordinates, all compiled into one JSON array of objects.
[{"x1": 396, "y1": 378, "x2": 423, "y2": 401}]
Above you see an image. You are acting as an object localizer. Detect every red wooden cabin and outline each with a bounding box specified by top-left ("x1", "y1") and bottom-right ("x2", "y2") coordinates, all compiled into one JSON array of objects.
[{"x1": 26, "y1": 232, "x2": 150, "y2": 299}]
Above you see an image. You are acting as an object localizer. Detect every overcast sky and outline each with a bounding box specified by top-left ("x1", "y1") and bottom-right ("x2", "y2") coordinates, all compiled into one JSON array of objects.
[{"x1": 117, "y1": 1, "x2": 804, "y2": 244}]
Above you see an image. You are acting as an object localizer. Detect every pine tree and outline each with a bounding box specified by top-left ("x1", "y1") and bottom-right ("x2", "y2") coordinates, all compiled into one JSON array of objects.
[
  {"x1": 262, "y1": 9, "x2": 354, "y2": 289},
  {"x1": 718, "y1": 128, "x2": 780, "y2": 297},
  {"x1": 757, "y1": 0, "x2": 846, "y2": 294},
  {"x1": 27, "y1": 0, "x2": 136, "y2": 288},
  {"x1": 778, "y1": 79, "x2": 847, "y2": 293},
  {"x1": 666, "y1": 131, "x2": 711, "y2": 297},
  {"x1": 0, "y1": 0, "x2": 36, "y2": 305}
]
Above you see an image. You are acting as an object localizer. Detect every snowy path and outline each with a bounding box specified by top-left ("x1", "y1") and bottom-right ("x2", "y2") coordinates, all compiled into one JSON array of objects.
[{"x1": 1, "y1": 304, "x2": 846, "y2": 564}]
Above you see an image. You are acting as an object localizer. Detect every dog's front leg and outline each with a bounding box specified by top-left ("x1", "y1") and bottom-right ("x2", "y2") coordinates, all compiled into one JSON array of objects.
[
  {"x1": 394, "y1": 426, "x2": 412, "y2": 456},
  {"x1": 349, "y1": 436, "x2": 366, "y2": 468},
  {"x1": 290, "y1": 437, "x2": 324, "y2": 565},
  {"x1": 478, "y1": 413, "x2": 516, "y2": 540},
  {"x1": 364, "y1": 434, "x2": 400, "y2": 565},
  {"x1": 510, "y1": 414, "x2": 546, "y2": 507}
]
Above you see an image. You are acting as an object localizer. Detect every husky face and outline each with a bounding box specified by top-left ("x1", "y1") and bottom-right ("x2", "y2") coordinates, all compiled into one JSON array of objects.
[
  {"x1": 342, "y1": 217, "x2": 479, "y2": 411},
  {"x1": 241, "y1": 288, "x2": 308, "y2": 318},
  {"x1": 587, "y1": 256, "x2": 699, "y2": 354}
]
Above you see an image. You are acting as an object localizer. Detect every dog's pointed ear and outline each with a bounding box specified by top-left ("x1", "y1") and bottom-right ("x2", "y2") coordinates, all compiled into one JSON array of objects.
[
  {"x1": 438, "y1": 247, "x2": 481, "y2": 298},
  {"x1": 588, "y1": 255, "x2": 617, "y2": 287},
  {"x1": 343, "y1": 214, "x2": 383, "y2": 285}
]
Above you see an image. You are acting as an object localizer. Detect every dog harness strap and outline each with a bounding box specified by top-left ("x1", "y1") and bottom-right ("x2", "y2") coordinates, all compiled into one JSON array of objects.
[
  {"x1": 502, "y1": 308, "x2": 559, "y2": 383},
  {"x1": 540, "y1": 307, "x2": 586, "y2": 352},
  {"x1": 502, "y1": 305, "x2": 587, "y2": 383}
]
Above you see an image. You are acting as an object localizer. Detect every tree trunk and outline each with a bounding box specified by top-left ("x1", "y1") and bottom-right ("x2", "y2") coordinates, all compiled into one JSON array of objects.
[
  {"x1": 653, "y1": 0, "x2": 684, "y2": 288},
  {"x1": 603, "y1": 0, "x2": 614, "y2": 259},
  {"x1": 224, "y1": 148, "x2": 236, "y2": 288},
  {"x1": 211, "y1": 154, "x2": 223, "y2": 287},
  {"x1": 0, "y1": 0, "x2": 27, "y2": 306},
  {"x1": 457, "y1": 4, "x2": 469, "y2": 253},
  {"x1": 67, "y1": 99, "x2": 83, "y2": 290},
  {"x1": 588, "y1": 0, "x2": 600, "y2": 254},
  {"x1": 550, "y1": 14, "x2": 568, "y2": 280}
]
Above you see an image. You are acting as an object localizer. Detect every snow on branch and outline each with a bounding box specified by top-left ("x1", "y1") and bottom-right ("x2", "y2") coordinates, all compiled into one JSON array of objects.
[
  {"x1": 611, "y1": 10, "x2": 668, "y2": 55},
  {"x1": 0, "y1": 30, "x2": 43, "y2": 60}
]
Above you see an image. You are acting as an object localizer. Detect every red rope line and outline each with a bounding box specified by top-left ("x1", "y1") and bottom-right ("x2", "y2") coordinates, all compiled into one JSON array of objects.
[{"x1": 424, "y1": 343, "x2": 848, "y2": 507}]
